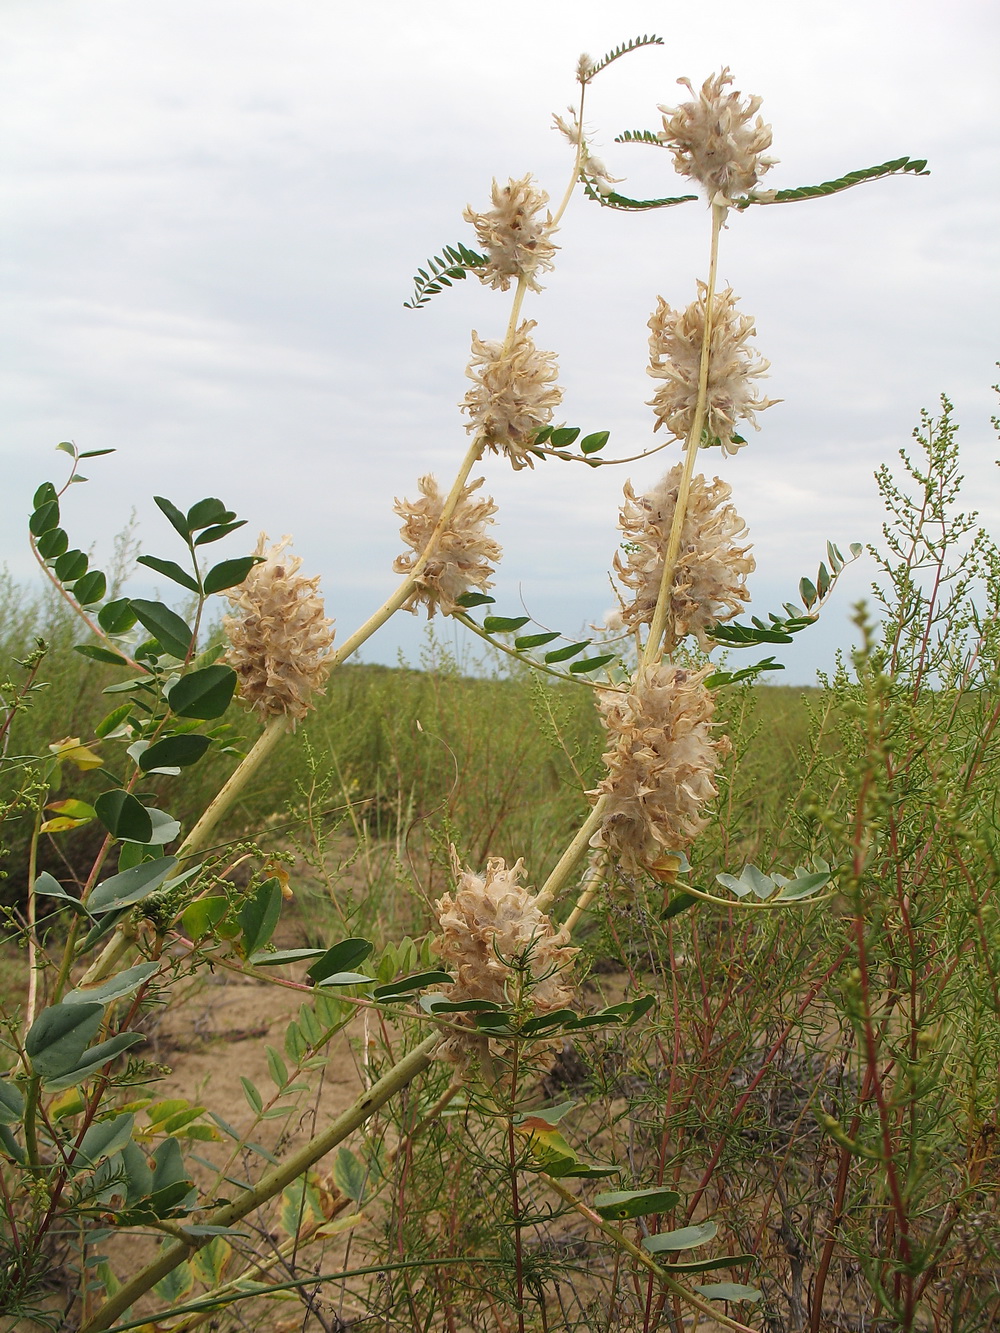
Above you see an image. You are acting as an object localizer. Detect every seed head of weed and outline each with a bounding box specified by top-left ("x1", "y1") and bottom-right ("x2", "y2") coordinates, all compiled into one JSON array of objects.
[
  {"x1": 462, "y1": 320, "x2": 563, "y2": 469},
  {"x1": 393, "y1": 474, "x2": 502, "y2": 617},
  {"x1": 463, "y1": 174, "x2": 559, "y2": 293},
  {"x1": 223, "y1": 534, "x2": 335, "y2": 723}
]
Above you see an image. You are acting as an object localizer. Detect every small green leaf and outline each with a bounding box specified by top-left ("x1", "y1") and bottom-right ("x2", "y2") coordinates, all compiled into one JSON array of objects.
[
  {"x1": 34, "y1": 481, "x2": 58, "y2": 507},
  {"x1": 25, "y1": 1003, "x2": 104, "y2": 1079},
  {"x1": 333, "y1": 1147, "x2": 369, "y2": 1202},
  {"x1": 79, "y1": 447, "x2": 116, "y2": 458},
  {"x1": 372, "y1": 970, "x2": 454, "y2": 999},
  {"x1": 73, "y1": 570, "x2": 107, "y2": 606},
  {"x1": 799, "y1": 577, "x2": 818, "y2": 609},
  {"x1": 545, "y1": 640, "x2": 590, "y2": 663},
  {"x1": 514, "y1": 631, "x2": 560, "y2": 650},
  {"x1": 53, "y1": 551, "x2": 88, "y2": 586},
  {"x1": 187, "y1": 498, "x2": 231, "y2": 530},
  {"x1": 455, "y1": 592, "x2": 496, "y2": 608},
  {"x1": 482, "y1": 615, "x2": 531, "y2": 634},
  {"x1": 580, "y1": 431, "x2": 610, "y2": 454},
  {"x1": 180, "y1": 896, "x2": 228, "y2": 940},
  {"x1": 594, "y1": 1187, "x2": 681, "y2": 1220},
  {"x1": 662, "y1": 891, "x2": 697, "y2": 920},
  {"x1": 266, "y1": 1046, "x2": 288, "y2": 1090},
  {"x1": 569, "y1": 654, "x2": 616, "y2": 674},
  {"x1": 549, "y1": 427, "x2": 580, "y2": 447},
  {"x1": 64, "y1": 962, "x2": 160, "y2": 1006},
  {"x1": 238, "y1": 879, "x2": 283, "y2": 955},
  {"x1": 695, "y1": 1283, "x2": 762, "y2": 1303},
  {"x1": 74, "y1": 644, "x2": 129, "y2": 666},
  {"x1": 315, "y1": 971, "x2": 375, "y2": 988},
  {"x1": 94, "y1": 789, "x2": 154, "y2": 844},
  {"x1": 136, "y1": 555, "x2": 200, "y2": 594},
  {"x1": 139, "y1": 734, "x2": 211, "y2": 772},
  {"x1": 203, "y1": 557, "x2": 261, "y2": 595},
  {"x1": 143, "y1": 807, "x2": 182, "y2": 846},
  {"x1": 533, "y1": 425, "x2": 554, "y2": 444},
  {"x1": 193, "y1": 519, "x2": 248, "y2": 545},
  {"x1": 87, "y1": 856, "x2": 177, "y2": 914},
  {"x1": 34, "y1": 871, "x2": 90, "y2": 915},
  {"x1": 816, "y1": 562, "x2": 831, "y2": 599},
  {"x1": 307, "y1": 938, "x2": 375, "y2": 984},
  {"x1": 98, "y1": 598, "x2": 138, "y2": 634},
  {"x1": 153, "y1": 496, "x2": 191, "y2": 540},
  {"x1": 249, "y1": 948, "x2": 326, "y2": 967},
  {"x1": 95, "y1": 702, "x2": 133, "y2": 738},
  {"x1": 75, "y1": 1113, "x2": 135, "y2": 1171},
  {"x1": 642, "y1": 1221, "x2": 717, "y2": 1253},
  {"x1": 37, "y1": 527, "x2": 69, "y2": 559},
  {"x1": 129, "y1": 601, "x2": 194, "y2": 659},
  {"x1": 167, "y1": 665, "x2": 237, "y2": 719},
  {"x1": 240, "y1": 1077, "x2": 263, "y2": 1115},
  {"x1": 0, "y1": 1080, "x2": 24, "y2": 1125},
  {"x1": 30, "y1": 501, "x2": 60, "y2": 536}
]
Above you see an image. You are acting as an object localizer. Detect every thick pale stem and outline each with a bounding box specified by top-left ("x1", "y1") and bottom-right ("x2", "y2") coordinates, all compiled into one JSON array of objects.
[
  {"x1": 563, "y1": 852, "x2": 606, "y2": 933},
  {"x1": 642, "y1": 203, "x2": 727, "y2": 667},
  {"x1": 80, "y1": 1033, "x2": 441, "y2": 1333},
  {"x1": 535, "y1": 800, "x2": 606, "y2": 913},
  {"x1": 179, "y1": 715, "x2": 287, "y2": 861}
]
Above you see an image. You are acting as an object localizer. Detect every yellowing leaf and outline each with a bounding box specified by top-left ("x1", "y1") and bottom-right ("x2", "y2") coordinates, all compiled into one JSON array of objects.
[
  {"x1": 49, "y1": 737, "x2": 103, "y2": 770},
  {"x1": 40, "y1": 816, "x2": 93, "y2": 833},
  {"x1": 46, "y1": 798, "x2": 98, "y2": 819},
  {"x1": 50, "y1": 1087, "x2": 87, "y2": 1120}
]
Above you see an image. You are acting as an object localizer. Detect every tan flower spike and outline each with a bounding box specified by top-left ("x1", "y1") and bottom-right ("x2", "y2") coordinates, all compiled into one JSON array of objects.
[
  {"x1": 393, "y1": 474, "x2": 501, "y2": 618},
  {"x1": 223, "y1": 535, "x2": 335, "y2": 724},
  {"x1": 658, "y1": 67, "x2": 777, "y2": 206},
  {"x1": 434, "y1": 856, "x2": 577, "y2": 1065},
  {"x1": 647, "y1": 282, "x2": 777, "y2": 453},
  {"x1": 591, "y1": 663, "x2": 728, "y2": 871},
  {"x1": 615, "y1": 465, "x2": 754, "y2": 647},
  {"x1": 463, "y1": 175, "x2": 558, "y2": 293},
  {"x1": 462, "y1": 320, "x2": 563, "y2": 470}
]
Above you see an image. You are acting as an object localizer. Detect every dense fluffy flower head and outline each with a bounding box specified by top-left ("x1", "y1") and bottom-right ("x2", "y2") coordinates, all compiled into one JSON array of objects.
[
  {"x1": 658, "y1": 68, "x2": 776, "y2": 205},
  {"x1": 393, "y1": 474, "x2": 502, "y2": 618},
  {"x1": 434, "y1": 857, "x2": 577, "y2": 1063},
  {"x1": 463, "y1": 175, "x2": 558, "y2": 293},
  {"x1": 223, "y1": 534, "x2": 335, "y2": 723},
  {"x1": 591, "y1": 663, "x2": 728, "y2": 870},
  {"x1": 615, "y1": 465, "x2": 754, "y2": 647},
  {"x1": 647, "y1": 283, "x2": 777, "y2": 453},
  {"x1": 462, "y1": 321, "x2": 563, "y2": 470}
]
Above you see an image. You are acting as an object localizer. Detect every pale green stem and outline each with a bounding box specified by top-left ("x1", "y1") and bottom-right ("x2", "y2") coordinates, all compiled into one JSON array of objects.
[
  {"x1": 534, "y1": 800, "x2": 606, "y2": 913},
  {"x1": 551, "y1": 81, "x2": 587, "y2": 227},
  {"x1": 562, "y1": 852, "x2": 606, "y2": 933},
  {"x1": 642, "y1": 203, "x2": 727, "y2": 667},
  {"x1": 674, "y1": 879, "x2": 837, "y2": 912},
  {"x1": 178, "y1": 715, "x2": 287, "y2": 861},
  {"x1": 79, "y1": 1032, "x2": 441, "y2": 1333},
  {"x1": 25, "y1": 803, "x2": 43, "y2": 1027},
  {"x1": 541, "y1": 1173, "x2": 757, "y2": 1333}
]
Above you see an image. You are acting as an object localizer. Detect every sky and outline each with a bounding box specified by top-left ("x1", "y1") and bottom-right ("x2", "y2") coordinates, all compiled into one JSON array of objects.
[{"x1": 2, "y1": 0, "x2": 998, "y2": 683}]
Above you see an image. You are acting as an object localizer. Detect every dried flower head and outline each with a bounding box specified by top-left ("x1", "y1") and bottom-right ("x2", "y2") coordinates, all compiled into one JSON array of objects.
[
  {"x1": 462, "y1": 320, "x2": 563, "y2": 469},
  {"x1": 647, "y1": 282, "x2": 777, "y2": 453},
  {"x1": 223, "y1": 535, "x2": 335, "y2": 723},
  {"x1": 553, "y1": 108, "x2": 623, "y2": 197},
  {"x1": 463, "y1": 175, "x2": 558, "y2": 294},
  {"x1": 658, "y1": 67, "x2": 776, "y2": 205},
  {"x1": 393, "y1": 474, "x2": 502, "y2": 618},
  {"x1": 591, "y1": 663, "x2": 728, "y2": 870},
  {"x1": 615, "y1": 465, "x2": 754, "y2": 647},
  {"x1": 434, "y1": 856, "x2": 577, "y2": 1065}
]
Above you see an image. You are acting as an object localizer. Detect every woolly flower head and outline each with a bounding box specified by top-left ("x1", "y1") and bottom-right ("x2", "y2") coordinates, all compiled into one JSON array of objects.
[
  {"x1": 462, "y1": 320, "x2": 563, "y2": 470},
  {"x1": 434, "y1": 857, "x2": 577, "y2": 1065},
  {"x1": 647, "y1": 283, "x2": 777, "y2": 453},
  {"x1": 615, "y1": 465, "x2": 754, "y2": 647},
  {"x1": 393, "y1": 474, "x2": 502, "y2": 618},
  {"x1": 463, "y1": 175, "x2": 558, "y2": 294},
  {"x1": 658, "y1": 68, "x2": 776, "y2": 205},
  {"x1": 553, "y1": 108, "x2": 622, "y2": 198},
  {"x1": 591, "y1": 664, "x2": 728, "y2": 871},
  {"x1": 223, "y1": 535, "x2": 335, "y2": 723}
]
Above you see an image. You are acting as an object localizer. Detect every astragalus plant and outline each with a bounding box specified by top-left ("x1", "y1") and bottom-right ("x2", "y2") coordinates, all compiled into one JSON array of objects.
[{"x1": 3, "y1": 33, "x2": 994, "y2": 1333}]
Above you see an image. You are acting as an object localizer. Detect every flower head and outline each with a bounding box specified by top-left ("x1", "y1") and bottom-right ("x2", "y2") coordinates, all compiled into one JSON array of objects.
[
  {"x1": 615, "y1": 465, "x2": 754, "y2": 647},
  {"x1": 658, "y1": 68, "x2": 776, "y2": 205},
  {"x1": 591, "y1": 663, "x2": 728, "y2": 871},
  {"x1": 223, "y1": 535, "x2": 335, "y2": 723},
  {"x1": 434, "y1": 856, "x2": 577, "y2": 1064},
  {"x1": 393, "y1": 475, "x2": 501, "y2": 618},
  {"x1": 463, "y1": 175, "x2": 558, "y2": 293},
  {"x1": 647, "y1": 283, "x2": 777, "y2": 453},
  {"x1": 462, "y1": 320, "x2": 563, "y2": 469}
]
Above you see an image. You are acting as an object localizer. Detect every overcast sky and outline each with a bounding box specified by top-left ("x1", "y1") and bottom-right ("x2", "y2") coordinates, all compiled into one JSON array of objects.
[{"x1": 2, "y1": 0, "x2": 998, "y2": 682}]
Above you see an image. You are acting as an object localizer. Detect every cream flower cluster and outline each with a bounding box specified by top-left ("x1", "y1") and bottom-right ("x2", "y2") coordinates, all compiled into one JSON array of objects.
[
  {"x1": 223, "y1": 535, "x2": 335, "y2": 723},
  {"x1": 463, "y1": 175, "x2": 558, "y2": 293},
  {"x1": 393, "y1": 475, "x2": 501, "y2": 618},
  {"x1": 591, "y1": 664, "x2": 728, "y2": 871},
  {"x1": 434, "y1": 857, "x2": 577, "y2": 1064},
  {"x1": 658, "y1": 68, "x2": 777, "y2": 206},
  {"x1": 647, "y1": 283, "x2": 776, "y2": 453},
  {"x1": 462, "y1": 320, "x2": 563, "y2": 469},
  {"x1": 615, "y1": 465, "x2": 754, "y2": 647}
]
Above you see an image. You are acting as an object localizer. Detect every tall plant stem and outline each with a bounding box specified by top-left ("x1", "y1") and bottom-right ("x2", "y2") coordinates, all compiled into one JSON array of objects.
[
  {"x1": 642, "y1": 203, "x2": 727, "y2": 667},
  {"x1": 534, "y1": 800, "x2": 606, "y2": 913},
  {"x1": 80, "y1": 1032, "x2": 441, "y2": 1333},
  {"x1": 179, "y1": 715, "x2": 287, "y2": 861}
]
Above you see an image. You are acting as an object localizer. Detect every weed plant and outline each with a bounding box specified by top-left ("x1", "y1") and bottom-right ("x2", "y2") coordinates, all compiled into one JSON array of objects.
[{"x1": 1, "y1": 35, "x2": 997, "y2": 1333}]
